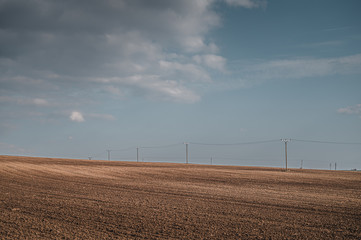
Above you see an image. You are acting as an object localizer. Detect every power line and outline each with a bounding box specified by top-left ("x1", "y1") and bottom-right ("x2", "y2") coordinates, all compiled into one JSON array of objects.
[
  {"x1": 292, "y1": 139, "x2": 361, "y2": 145},
  {"x1": 188, "y1": 139, "x2": 280, "y2": 146},
  {"x1": 89, "y1": 150, "x2": 107, "y2": 159},
  {"x1": 110, "y1": 146, "x2": 136, "y2": 152},
  {"x1": 139, "y1": 143, "x2": 183, "y2": 149},
  {"x1": 88, "y1": 138, "x2": 360, "y2": 169},
  {"x1": 191, "y1": 157, "x2": 282, "y2": 162}
]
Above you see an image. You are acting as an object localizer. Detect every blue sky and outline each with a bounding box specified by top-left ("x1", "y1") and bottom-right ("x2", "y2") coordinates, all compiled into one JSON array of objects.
[{"x1": 1, "y1": 0, "x2": 361, "y2": 169}]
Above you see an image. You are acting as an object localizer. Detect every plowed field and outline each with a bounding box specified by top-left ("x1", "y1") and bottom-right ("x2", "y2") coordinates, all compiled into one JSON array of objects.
[{"x1": 1, "y1": 156, "x2": 360, "y2": 239}]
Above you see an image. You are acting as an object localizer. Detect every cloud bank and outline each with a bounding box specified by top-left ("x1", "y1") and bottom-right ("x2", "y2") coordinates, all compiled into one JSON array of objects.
[
  {"x1": 0, "y1": 0, "x2": 228, "y2": 104},
  {"x1": 0, "y1": 0, "x2": 269, "y2": 105}
]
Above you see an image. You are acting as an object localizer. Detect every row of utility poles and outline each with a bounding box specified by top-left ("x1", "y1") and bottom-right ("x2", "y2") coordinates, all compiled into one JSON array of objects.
[{"x1": 101, "y1": 140, "x2": 336, "y2": 171}]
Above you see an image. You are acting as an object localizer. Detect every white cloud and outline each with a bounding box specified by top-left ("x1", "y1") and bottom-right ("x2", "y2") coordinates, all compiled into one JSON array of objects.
[
  {"x1": 70, "y1": 111, "x2": 85, "y2": 122},
  {"x1": 205, "y1": 53, "x2": 361, "y2": 91},
  {"x1": 193, "y1": 54, "x2": 227, "y2": 72},
  {"x1": 144, "y1": 78, "x2": 201, "y2": 103},
  {"x1": 103, "y1": 85, "x2": 124, "y2": 96},
  {"x1": 159, "y1": 60, "x2": 211, "y2": 82},
  {"x1": 0, "y1": 75, "x2": 59, "y2": 92},
  {"x1": 94, "y1": 75, "x2": 200, "y2": 103},
  {"x1": 0, "y1": 96, "x2": 50, "y2": 107},
  {"x1": 224, "y1": 0, "x2": 267, "y2": 8},
  {"x1": 32, "y1": 98, "x2": 49, "y2": 106},
  {"x1": 181, "y1": 36, "x2": 219, "y2": 53},
  {"x1": 239, "y1": 54, "x2": 361, "y2": 82},
  {"x1": 337, "y1": 104, "x2": 361, "y2": 115}
]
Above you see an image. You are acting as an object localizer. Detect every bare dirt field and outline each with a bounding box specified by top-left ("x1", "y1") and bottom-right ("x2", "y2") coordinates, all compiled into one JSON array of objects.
[{"x1": 1, "y1": 155, "x2": 360, "y2": 239}]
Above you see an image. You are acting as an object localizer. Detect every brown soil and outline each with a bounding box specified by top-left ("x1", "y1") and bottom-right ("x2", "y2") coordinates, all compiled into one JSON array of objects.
[{"x1": 1, "y1": 155, "x2": 360, "y2": 239}]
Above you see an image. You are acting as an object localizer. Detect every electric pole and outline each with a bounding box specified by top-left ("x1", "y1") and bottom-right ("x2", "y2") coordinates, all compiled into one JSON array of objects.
[
  {"x1": 136, "y1": 147, "x2": 139, "y2": 162},
  {"x1": 300, "y1": 160, "x2": 303, "y2": 169},
  {"x1": 184, "y1": 142, "x2": 189, "y2": 164},
  {"x1": 335, "y1": 162, "x2": 337, "y2": 171},
  {"x1": 281, "y1": 139, "x2": 291, "y2": 171}
]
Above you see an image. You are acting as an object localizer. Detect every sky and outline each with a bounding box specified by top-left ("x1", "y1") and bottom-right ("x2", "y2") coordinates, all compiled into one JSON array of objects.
[{"x1": 1, "y1": 0, "x2": 361, "y2": 170}]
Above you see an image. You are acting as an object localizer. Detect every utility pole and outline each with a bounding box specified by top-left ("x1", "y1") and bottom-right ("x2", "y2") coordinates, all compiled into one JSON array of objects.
[
  {"x1": 184, "y1": 142, "x2": 189, "y2": 164},
  {"x1": 300, "y1": 160, "x2": 303, "y2": 169},
  {"x1": 281, "y1": 139, "x2": 291, "y2": 171},
  {"x1": 335, "y1": 162, "x2": 337, "y2": 171},
  {"x1": 107, "y1": 150, "x2": 111, "y2": 161},
  {"x1": 136, "y1": 147, "x2": 139, "y2": 162},
  {"x1": 330, "y1": 163, "x2": 332, "y2": 170}
]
